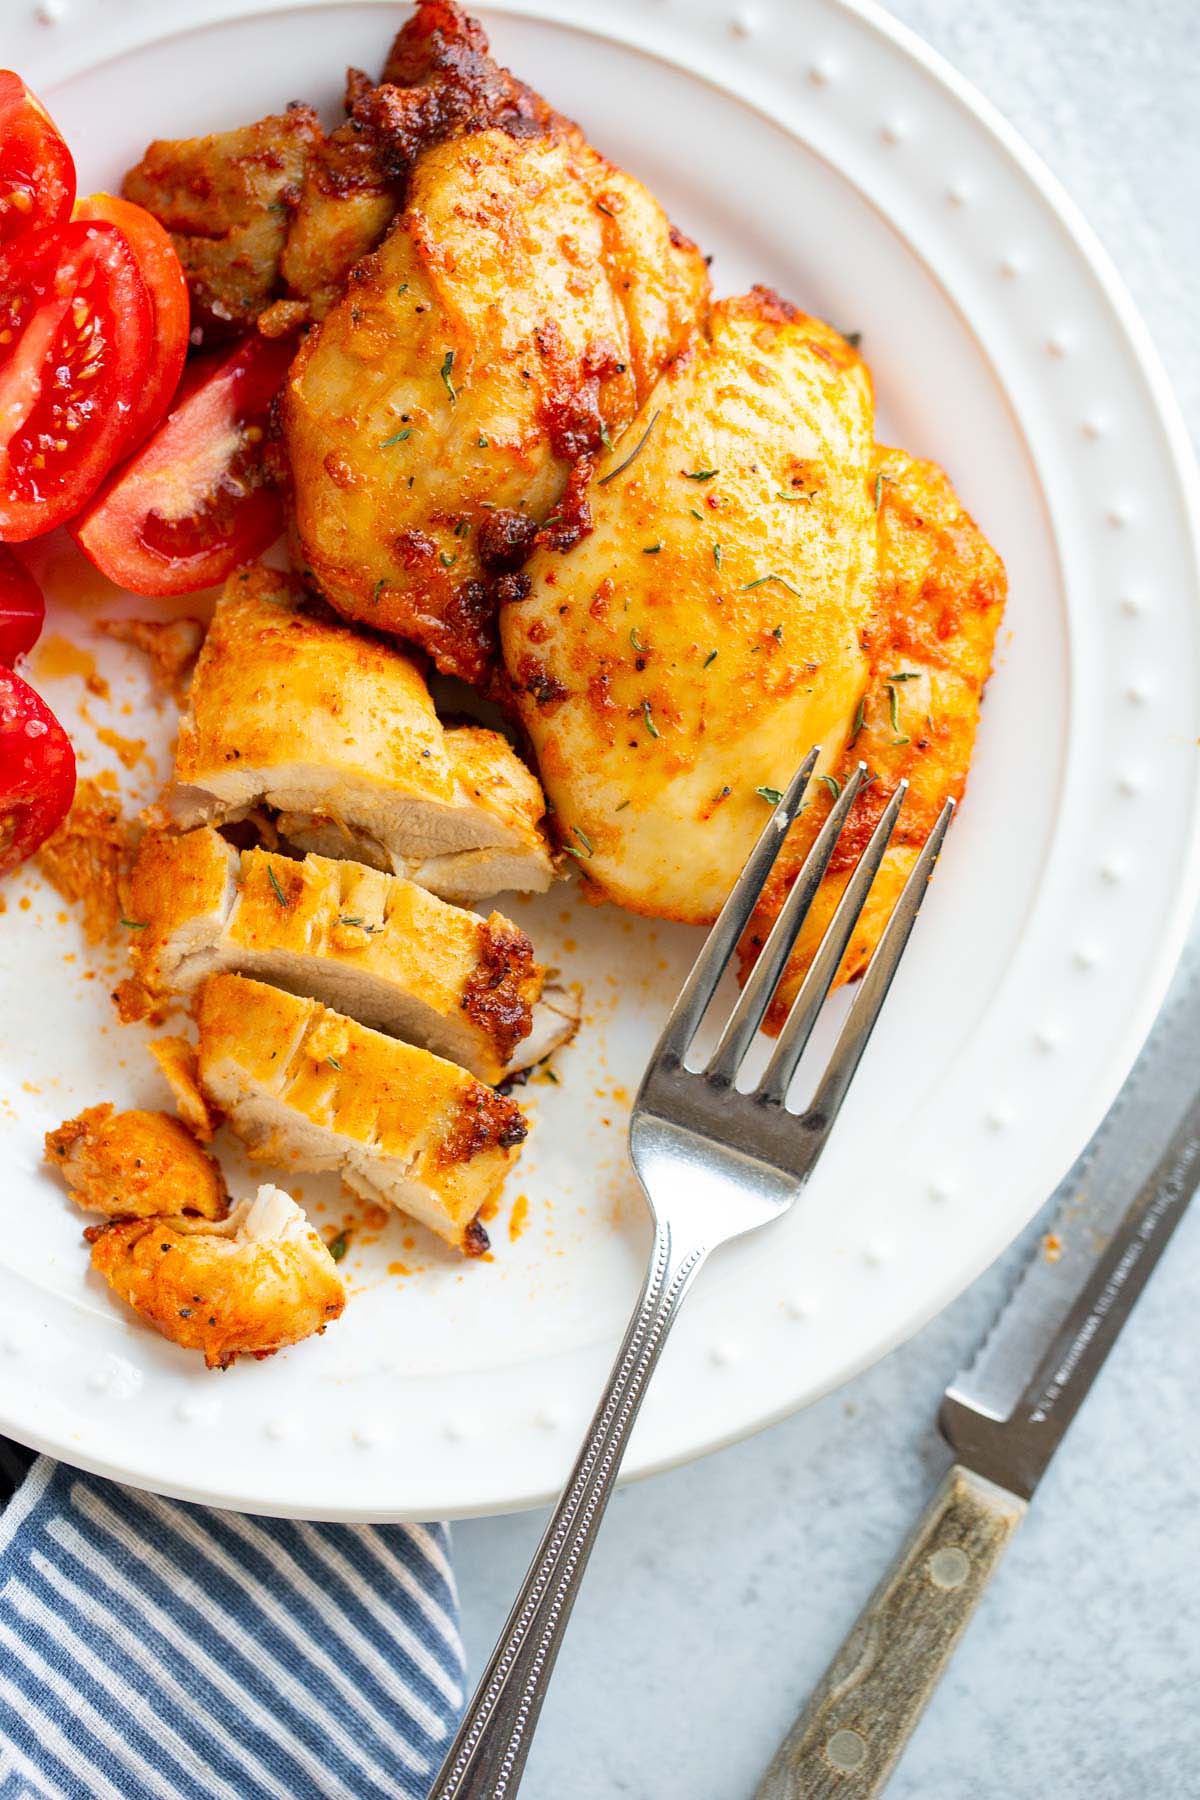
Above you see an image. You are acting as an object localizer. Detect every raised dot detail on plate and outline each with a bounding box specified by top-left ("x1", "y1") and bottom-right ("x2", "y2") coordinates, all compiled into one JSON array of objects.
[
  {"x1": 985, "y1": 1107, "x2": 1010, "y2": 1132},
  {"x1": 998, "y1": 254, "x2": 1024, "y2": 279},
  {"x1": 808, "y1": 58, "x2": 836, "y2": 86},
  {"x1": 709, "y1": 1342, "x2": 737, "y2": 1367},
  {"x1": 86, "y1": 1355, "x2": 142, "y2": 1400},
  {"x1": 1099, "y1": 860, "x2": 1124, "y2": 886},
  {"x1": 1119, "y1": 595, "x2": 1144, "y2": 618},
  {"x1": 1032, "y1": 1027, "x2": 1058, "y2": 1054},
  {"x1": 534, "y1": 1407, "x2": 561, "y2": 1431},
  {"x1": 1116, "y1": 771, "x2": 1141, "y2": 798},
  {"x1": 1073, "y1": 945, "x2": 1098, "y2": 971},
  {"x1": 945, "y1": 181, "x2": 970, "y2": 207},
  {"x1": 862, "y1": 1241, "x2": 890, "y2": 1268},
  {"x1": 1081, "y1": 417, "x2": 1106, "y2": 440},
  {"x1": 880, "y1": 120, "x2": 906, "y2": 146},
  {"x1": 353, "y1": 1422, "x2": 386, "y2": 1449},
  {"x1": 175, "y1": 1395, "x2": 221, "y2": 1428},
  {"x1": 1107, "y1": 503, "x2": 1131, "y2": 529},
  {"x1": 1045, "y1": 334, "x2": 1070, "y2": 359},
  {"x1": 729, "y1": 5, "x2": 760, "y2": 37},
  {"x1": 35, "y1": 0, "x2": 66, "y2": 21},
  {"x1": 263, "y1": 1417, "x2": 295, "y2": 1442},
  {"x1": 783, "y1": 1294, "x2": 814, "y2": 1320},
  {"x1": 1125, "y1": 681, "x2": 1149, "y2": 706},
  {"x1": 928, "y1": 1181, "x2": 952, "y2": 1204}
]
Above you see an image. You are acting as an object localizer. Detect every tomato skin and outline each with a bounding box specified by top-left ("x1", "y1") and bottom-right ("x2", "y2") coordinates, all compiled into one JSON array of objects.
[
  {"x1": 0, "y1": 666, "x2": 75, "y2": 878},
  {"x1": 0, "y1": 73, "x2": 75, "y2": 261},
  {"x1": 0, "y1": 547, "x2": 45, "y2": 663},
  {"x1": 72, "y1": 333, "x2": 295, "y2": 596},
  {"x1": 0, "y1": 220, "x2": 153, "y2": 543},
  {"x1": 74, "y1": 193, "x2": 188, "y2": 451}
]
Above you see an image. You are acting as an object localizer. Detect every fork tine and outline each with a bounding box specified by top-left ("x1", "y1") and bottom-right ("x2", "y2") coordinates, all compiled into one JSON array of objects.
[
  {"x1": 757, "y1": 778, "x2": 909, "y2": 1104},
  {"x1": 705, "y1": 764, "x2": 868, "y2": 1087},
  {"x1": 650, "y1": 748, "x2": 820, "y2": 1068},
  {"x1": 796, "y1": 798, "x2": 955, "y2": 1147}
]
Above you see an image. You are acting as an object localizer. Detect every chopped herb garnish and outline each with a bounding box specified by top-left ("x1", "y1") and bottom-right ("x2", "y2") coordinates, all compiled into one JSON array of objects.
[
  {"x1": 743, "y1": 574, "x2": 804, "y2": 598},
  {"x1": 887, "y1": 683, "x2": 900, "y2": 732},
  {"x1": 817, "y1": 774, "x2": 842, "y2": 800},
  {"x1": 599, "y1": 420, "x2": 613, "y2": 452},
  {"x1": 477, "y1": 433, "x2": 489, "y2": 448},
  {"x1": 542, "y1": 1067, "x2": 560, "y2": 1083},
  {"x1": 371, "y1": 578, "x2": 385, "y2": 605},
  {"x1": 439, "y1": 551, "x2": 458, "y2": 569},
  {"x1": 893, "y1": 734, "x2": 911, "y2": 746},
  {"x1": 642, "y1": 543, "x2": 662, "y2": 555},
  {"x1": 328, "y1": 1231, "x2": 349, "y2": 1262},
  {"x1": 775, "y1": 489, "x2": 809, "y2": 502},
  {"x1": 630, "y1": 627, "x2": 646, "y2": 651},
  {"x1": 599, "y1": 409, "x2": 661, "y2": 486},
  {"x1": 874, "y1": 470, "x2": 891, "y2": 509},
  {"x1": 889, "y1": 670, "x2": 921, "y2": 681},
  {"x1": 755, "y1": 785, "x2": 783, "y2": 805},
  {"x1": 337, "y1": 915, "x2": 379, "y2": 933},
  {"x1": 841, "y1": 329, "x2": 862, "y2": 349},
  {"x1": 684, "y1": 467, "x2": 718, "y2": 482},
  {"x1": 703, "y1": 649, "x2": 718, "y2": 668},
  {"x1": 380, "y1": 428, "x2": 412, "y2": 447},
  {"x1": 615, "y1": 799, "x2": 631, "y2": 812},
  {"x1": 454, "y1": 520, "x2": 471, "y2": 537},
  {"x1": 267, "y1": 865, "x2": 290, "y2": 908},
  {"x1": 641, "y1": 698, "x2": 660, "y2": 739},
  {"x1": 572, "y1": 825, "x2": 594, "y2": 856},
  {"x1": 596, "y1": 198, "x2": 616, "y2": 218},
  {"x1": 690, "y1": 507, "x2": 704, "y2": 522},
  {"x1": 326, "y1": 1056, "x2": 342, "y2": 1071},
  {"x1": 439, "y1": 349, "x2": 457, "y2": 404},
  {"x1": 119, "y1": 916, "x2": 148, "y2": 930},
  {"x1": 396, "y1": 283, "x2": 409, "y2": 297},
  {"x1": 713, "y1": 544, "x2": 722, "y2": 570},
  {"x1": 772, "y1": 623, "x2": 784, "y2": 641},
  {"x1": 561, "y1": 845, "x2": 586, "y2": 861},
  {"x1": 849, "y1": 696, "x2": 866, "y2": 746}
]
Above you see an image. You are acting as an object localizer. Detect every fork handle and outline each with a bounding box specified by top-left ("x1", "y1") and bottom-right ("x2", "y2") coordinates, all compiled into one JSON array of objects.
[
  {"x1": 430, "y1": 1221, "x2": 710, "y2": 1800},
  {"x1": 755, "y1": 1465, "x2": 1027, "y2": 1799}
]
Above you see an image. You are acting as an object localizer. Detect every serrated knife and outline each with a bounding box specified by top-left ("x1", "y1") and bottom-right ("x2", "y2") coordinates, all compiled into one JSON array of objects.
[{"x1": 756, "y1": 964, "x2": 1200, "y2": 1799}]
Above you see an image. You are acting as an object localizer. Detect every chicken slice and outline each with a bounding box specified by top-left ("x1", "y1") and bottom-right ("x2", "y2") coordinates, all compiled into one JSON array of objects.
[
  {"x1": 280, "y1": 1, "x2": 571, "y2": 322},
  {"x1": 125, "y1": 826, "x2": 544, "y2": 1083},
  {"x1": 44, "y1": 1103, "x2": 228, "y2": 1220},
  {"x1": 122, "y1": 107, "x2": 322, "y2": 343},
  {"x1": 147, "y1": 1035, "x2": 221, "y2": 1140},
  {"x1": 501, "y1": 290, "x2": 879, "y2": 923},
  {"x1": 169, "y1": 564, "x2": 553, "y2": 899},
  {"x1": 284, "y1": 121, "x2": 708, "y2": 683},
  {"x1": 740, "y1": 444, "x2": 1007, "y2": 1026},
  {"x1": 35, "y1": 776, "x2": 132, "y2": 945},
  {"x1": 87, "y1": 1184, "x2": 345, "y2": 1369},
  {"x1": 196, "y1": 974, "x2": 526, "y2": 1254}
]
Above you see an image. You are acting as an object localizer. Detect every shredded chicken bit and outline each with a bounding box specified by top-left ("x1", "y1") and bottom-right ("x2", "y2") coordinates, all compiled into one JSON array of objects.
[
  {"x1": 86, "y1": 1185, "x2": 346, "y2": 1371},
  {"x1": 44, "y1": 1104, "x2": 228, "y2": 1220},
  {"x1": 45, "y1": 1108, "x2": 344, "y2": 1367},
  {"x1": 35, "y1": 777, "x2": 133, "y2": 944}
]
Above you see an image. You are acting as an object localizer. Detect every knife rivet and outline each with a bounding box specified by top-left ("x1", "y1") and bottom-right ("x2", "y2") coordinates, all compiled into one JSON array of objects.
[
  {"x1": 825, "y1": 1729, "x2": 867, "y2": 1772},
  {"x1": 928, "y1": 1546, "x2": 971, "y2": 1589}
]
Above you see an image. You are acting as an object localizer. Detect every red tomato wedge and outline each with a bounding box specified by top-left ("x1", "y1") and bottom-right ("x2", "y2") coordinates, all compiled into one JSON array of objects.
[
  {"x1": 74, "y1": 193, "x2": 188, "y2": 451},
  {"x1": 0, "y1": 73, "x2": 75, "y2": 261},
  {"x1": 0, "y1": 220, "x2": 153, "y2": 543},
  {"x1": 0, "y1": 547, "x2": 45, "y2": 663},
  {"x1": 72, "y1": 333, "x2": 294, "y2": 595},
  {"x1": 0, "y1": 665, "x2": 75, "y2": 877}
]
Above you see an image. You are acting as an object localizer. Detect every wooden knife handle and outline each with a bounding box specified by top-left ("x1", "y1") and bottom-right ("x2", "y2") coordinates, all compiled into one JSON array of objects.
[{"x1": 755, "y1": 1465, "x2": 1027, "y2": 1799}]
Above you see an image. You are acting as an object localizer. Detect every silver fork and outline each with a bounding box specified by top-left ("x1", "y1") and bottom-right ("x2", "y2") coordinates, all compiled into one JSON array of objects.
[{"x1": 433, "y1": 748, "x2": 955, "y2": 1800}]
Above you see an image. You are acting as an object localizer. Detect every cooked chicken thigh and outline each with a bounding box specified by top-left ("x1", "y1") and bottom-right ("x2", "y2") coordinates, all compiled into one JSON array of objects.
[
  {"x1": 170, "y1": 565, "x2": 553, "y2": 899},
  {"x1": 503, "y1": 288, "x2": 1006, "y2": 990},
  {"x1": 197, "y1": 975, "x2": 526, "y2": 1254},
  {"x1": 284, "y1": 123, "x2": 707, "y2": 683},
  {"x1": 125, "y1": 826, "x2": 545, "y2": 1083},
  {"x1": 44, "y1": 1104, "x2": 228, "y2": 1220},
  {"x1": 87, "y1": 1184, "x2": 345, "y2": 1369},
  {"x1": 502, "y1": 291, "x2": 878, "y2": 923}
]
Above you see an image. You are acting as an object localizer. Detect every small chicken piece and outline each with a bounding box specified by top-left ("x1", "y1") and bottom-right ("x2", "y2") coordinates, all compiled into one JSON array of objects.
[
  {"x1": 35, "y1": 777, "x2": 132, "y2": 943},
  {"x1": 284, "y1": 120, "x2": 708, "y2": 683},
  {"x1": 740, "y1": 445, "x2": 1007, "y2": 1027},
  {"x1": 169, "y1": 565, "x2": 553, "y2": 899},
  {"x1": 281, "y1": 2, "x2": 569, "y2": 322},
  {"x1": 87, "y1": 1184, "x2": 345, "y2": 1369},
  {"x1": 44, "y1": 1103, "x2": 227, "y2": 1220},
  {"x1": 148, "y1": 1035, "x2": 221, "y2": 1140},
  {"x1": 96, "y1": 617, "x2": 205, "y2": 702},
  {"x1": 196, "y1": 974, "x2": 526, "y2": 1254},
  {"x1": 502, "y1": 291, "x2": 878, "y2": 923},
  {"x1": 126, "y1": 826, "x2": 544, "y2": 1083},
  {"x1": 123, "y1": 106, "x2": 322, "y2": 342}
]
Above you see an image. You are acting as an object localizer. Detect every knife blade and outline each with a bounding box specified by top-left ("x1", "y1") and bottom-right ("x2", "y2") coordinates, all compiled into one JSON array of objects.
[{"x1": 756, "y1": 960, "x2": 1200, "y2": 1800}]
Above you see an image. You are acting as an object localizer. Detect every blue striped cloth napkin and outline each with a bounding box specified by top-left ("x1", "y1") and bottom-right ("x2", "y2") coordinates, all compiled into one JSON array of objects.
[{"x1": 0, "y1": 1441, "x2": 465, "y2": 1798}]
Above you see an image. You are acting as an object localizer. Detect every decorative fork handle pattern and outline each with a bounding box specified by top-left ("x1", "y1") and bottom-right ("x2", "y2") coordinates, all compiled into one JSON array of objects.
[{"x1": 431, "y1": 1220, "x2": 710, "y2": 1800}]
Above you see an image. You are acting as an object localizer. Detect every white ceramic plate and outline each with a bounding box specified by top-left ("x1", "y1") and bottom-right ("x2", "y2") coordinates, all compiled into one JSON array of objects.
[{"x1": 2, "y1": 0, "x2": 1198, "y2": 1521}]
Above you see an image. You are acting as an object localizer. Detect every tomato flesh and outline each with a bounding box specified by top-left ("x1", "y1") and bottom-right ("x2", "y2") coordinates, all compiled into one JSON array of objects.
[
  {"x1": 0, "y1": 221, "x2": 153, "y2": 542},
  {"x1": 73, "y1": 333, "x2": 295, "y2": 595},
  {"x1": 0, "y1": 666, "x2": 75, "y2": 877},
  {"x1": 0, "y1": 73, "x2": 75, "y2": 261},
  {"x1": 0, "y1": 547, "x2": 45, "y2": 663},
  {"x1": 74, "y1": 193, "x2": 188, "y2": 452}
]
